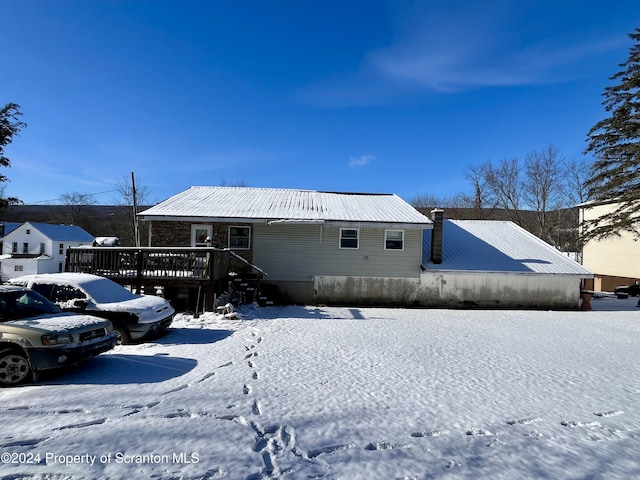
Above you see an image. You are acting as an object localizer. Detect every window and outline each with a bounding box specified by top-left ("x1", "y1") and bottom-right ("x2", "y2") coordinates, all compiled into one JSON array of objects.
[
  {"x1": 14, "y1": 265, "x2": 23, "y2": 272},
  {"x1": 12, "y1": 242, "x2": 17, "y2": 254},
  {"x1": 40, "y1": 243, "x2": 46, "y2": 255},
  {"x1": 59, "y1": 243, "x2": 64, "y2": 255},
  {"x1": 26, "y1": 229, "x2": 31, "y2": 234},
  {"x1": 340, "y1": 228, "x2": 359, "y2": 249},
  {"x1": 22, "y1": 243, "x2": 28, "y2": 254},
  {"x1": 385, "y1": 230, "x2": 404, "y2": 250},
  {"x1": 229, "y1": 226, "x2": 251, "y2": 249}
]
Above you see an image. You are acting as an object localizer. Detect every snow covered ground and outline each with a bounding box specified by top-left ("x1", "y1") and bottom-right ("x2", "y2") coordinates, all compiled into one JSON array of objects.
[{"x1": 1, "y1": 295, "x2": 639, "y2": 479}]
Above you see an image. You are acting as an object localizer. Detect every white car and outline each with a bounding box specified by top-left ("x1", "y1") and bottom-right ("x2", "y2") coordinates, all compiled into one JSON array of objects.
[{"x1": 10, "y1": 273, "x2": 175, "y2": 345}]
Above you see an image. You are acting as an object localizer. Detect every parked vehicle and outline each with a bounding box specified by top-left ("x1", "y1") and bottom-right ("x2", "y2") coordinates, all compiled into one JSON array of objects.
[
  {"x1": 0, "y1": 285, "x2": 117, "y2": 386},
  {"x1": 10, "y1": 273, "x2": 175, "y2": 345},
  {"x1": 614, "y1": 280, "x2": 640, "y2": 298}
]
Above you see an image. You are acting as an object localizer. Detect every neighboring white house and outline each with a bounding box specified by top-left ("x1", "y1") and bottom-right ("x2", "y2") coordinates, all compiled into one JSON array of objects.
[
  {"x1": 139, "y1": 186, "x2": 593, "y2": 309},
  {"x1": 0, "y1": 222, "x2": 94, "y2": 282},
  {"x1": 579, "y1": 200, "x2": 640, "y2": 292}
]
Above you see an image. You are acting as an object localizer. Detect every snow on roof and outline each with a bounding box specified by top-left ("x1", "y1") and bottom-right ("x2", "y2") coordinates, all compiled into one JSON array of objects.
[
  {"x1": 16, "y1": 222, "x2": 95, "y2": 243},
  {"x1": 1, "y1": 222, "x2": 21, "y2": 236},
  {"x1": 139, "y1": 186, "x2": 432, "y2": 228},
  {"x1": 423, "y1": 220, "x2": 593, "y2": 276}
]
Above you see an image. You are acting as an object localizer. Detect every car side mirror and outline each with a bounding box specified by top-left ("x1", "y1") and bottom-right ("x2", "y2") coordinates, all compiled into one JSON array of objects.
[{"x1": 73, "y1": 299, "x2": 88, "y2": 309}]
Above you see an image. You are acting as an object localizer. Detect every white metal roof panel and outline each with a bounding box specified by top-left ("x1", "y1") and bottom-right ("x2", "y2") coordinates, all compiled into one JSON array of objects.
[
  {"x1": 139, "y1": 187, "x2": 432, "y2": 227},
  {"x1": 423, "y1": 220, "x2": 593, "y2": 276}
]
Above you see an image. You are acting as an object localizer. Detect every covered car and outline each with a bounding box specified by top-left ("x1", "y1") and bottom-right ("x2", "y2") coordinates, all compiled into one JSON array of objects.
[{"x1": 10, "y1": 273, "x2": 175, "y2": 345}]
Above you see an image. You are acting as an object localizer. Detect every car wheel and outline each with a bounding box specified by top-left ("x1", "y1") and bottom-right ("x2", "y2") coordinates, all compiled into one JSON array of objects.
[
  {"x1": 114, "y1": 326, "x2": 131, "y2": 345},
  {"x1": 0, "y1": 349, "x2": 31, "y2": 386}
]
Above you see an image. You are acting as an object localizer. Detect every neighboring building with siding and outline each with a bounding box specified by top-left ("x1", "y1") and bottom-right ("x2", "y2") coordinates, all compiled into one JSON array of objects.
[
  {"x1": 139, "y1": 186, "x2": 592, "y2": 309},
  {"x1": 0, "y1": 222, "x2": 94, "y2": 282},
  {"x1": 579, "y1": 200, "x2": 640, "y2": 292}
]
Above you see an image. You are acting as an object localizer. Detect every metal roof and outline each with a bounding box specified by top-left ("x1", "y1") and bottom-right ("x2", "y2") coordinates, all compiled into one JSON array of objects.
[
  {"x1": 423, "y1": 220, "x2": 593, "y2": 276},
  {"x1": 6, "y1": 222, "x2": 94, "y2": 243},
  {"x1": 139, "y1": 187, "x2": 432, "y2": 228}
]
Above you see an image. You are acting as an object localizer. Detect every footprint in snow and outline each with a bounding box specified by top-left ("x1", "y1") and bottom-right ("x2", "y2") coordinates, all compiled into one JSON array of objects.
[
  {"x1": 594, "y1": 410, "x2": 624, "y2": 417},
  {"x1": 466, "y1": 428, "x2": 493, "y2": 436},
  {"x1": 308, "y1": 443, "x2": 356, "y2": 458},
  {"x1": 162, "y1": 384, "x2": 189, "y2": 395},
  {"x1": 411, "y1": 430, "x2": 448, "y2": 438},
  {"x1": 506, "y1": 418, "x2": 542, "y2": 425},
  {"x1": 561, "y1": 421, "x2": 601, "y2": 428},
  {"x1": 55, "y1": 419, "x2": 106, "y2": 431},
  {"x1": 197, "y1": 372, "x2": 216, "y2": 383},
  {"x1": 0, "y1": 438, "x2": 47, "y2": 448}
]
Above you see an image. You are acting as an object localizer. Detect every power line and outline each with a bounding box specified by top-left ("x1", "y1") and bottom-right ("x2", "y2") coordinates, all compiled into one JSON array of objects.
[{"x1": 25, "y1": 189, "x2": 120, "y2": 205}]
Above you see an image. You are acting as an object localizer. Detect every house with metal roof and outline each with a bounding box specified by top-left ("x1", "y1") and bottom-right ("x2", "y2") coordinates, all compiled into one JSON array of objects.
[
  {"x1": 0, "y1": 222, "x2": 94, "y2": 282},
  {"x1": 139, "y1": 186, "x2": 433, "y2": 304},
  {"x1": 139, "y1": 187, "x2": 592, "y2": 309}
]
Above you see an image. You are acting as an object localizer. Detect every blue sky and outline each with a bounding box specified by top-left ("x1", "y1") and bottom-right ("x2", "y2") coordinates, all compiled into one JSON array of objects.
[{"x1": 2, "y1": 1, "x2": 639, "y2": 205}]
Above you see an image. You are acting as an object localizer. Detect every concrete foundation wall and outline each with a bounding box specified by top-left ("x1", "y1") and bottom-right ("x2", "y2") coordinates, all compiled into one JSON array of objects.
[{"x1": 305, "y1": 271, "x2": 584, "y2": 309}]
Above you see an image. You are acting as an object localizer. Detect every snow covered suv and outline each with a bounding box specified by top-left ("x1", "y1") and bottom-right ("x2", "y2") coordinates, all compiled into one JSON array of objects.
[
  {"x1": 0, "y1": 285, "x2": 117, "y2": 386},
  {"x1": 10, "y1": 273, "x2": 175, "y2": 345}
]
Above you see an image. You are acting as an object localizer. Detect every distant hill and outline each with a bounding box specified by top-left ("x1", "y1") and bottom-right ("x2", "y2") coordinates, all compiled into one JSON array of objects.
[{"x1": 1, "y1": 204, "x2": 152, "y2": 246}]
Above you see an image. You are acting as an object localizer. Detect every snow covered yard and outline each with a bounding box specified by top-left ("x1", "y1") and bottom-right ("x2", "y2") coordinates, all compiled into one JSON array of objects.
[{"x1": 1, "y1": 297, "x2": 639, "y2": 479}]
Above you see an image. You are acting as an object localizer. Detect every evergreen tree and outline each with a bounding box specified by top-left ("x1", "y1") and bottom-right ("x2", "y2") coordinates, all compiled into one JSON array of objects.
[
  {"x1": 584, "y1": 28, "x2": 640, "y2": 239},
  {"x1": 0, "y1": 103, "x2": 26, "y2": 210}
]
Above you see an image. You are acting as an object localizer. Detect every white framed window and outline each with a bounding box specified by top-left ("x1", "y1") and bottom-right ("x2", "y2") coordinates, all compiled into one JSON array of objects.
[
  {"x1": 12, "y1": 242, "x2": 17, "y2": 253},
  {"x1": 191, "y1": 225, "x2": 212, "y2": 247},
  {"x1": 22, "y1": 242, "x2": 28, "y2": 254},
  {"x1": 384, "y1": 230, "x2": 404, "y2": 250},
  {"x1": 339, "y1": 228, "x2": 359, "y2": 249},
  {"x1": 59, "y1": 243, "x2": 64, "y2": 255},
  {"x1": 40, "y1": 243, "x2": 46, "y2": 255},
  {"x1": 14, "y1": 265, "x2": 23, "y2": 272},
  {"x1": 229, "y1": 226, "x2": 251, "y2": 249}
]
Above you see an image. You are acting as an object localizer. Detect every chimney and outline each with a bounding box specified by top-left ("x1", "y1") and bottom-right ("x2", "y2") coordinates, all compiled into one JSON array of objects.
[{"x1": 430, "y1": 208, "x2": 444, "y2": 264}]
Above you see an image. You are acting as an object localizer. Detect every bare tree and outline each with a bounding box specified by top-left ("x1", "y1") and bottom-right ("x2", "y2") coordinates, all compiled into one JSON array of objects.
[
  {"x1": 521, "y1": 146, "x2": 567, "y2": 242},
  {"x1": 60, "y1": 192, "x2": 97, "y2": 227},
  {"x1": 484, "y1": 158, "x2": 527, "y2": 226}
]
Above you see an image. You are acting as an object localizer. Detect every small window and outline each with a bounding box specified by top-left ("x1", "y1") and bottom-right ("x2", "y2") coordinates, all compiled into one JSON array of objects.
[
  {"x1": 340, "y1": 228, "x2": 359, "y2": 249},
  {"x1": 14, "y1": 265, "x2": 23, "y2": 272},
  {"x1": 26, "y1": 229, "x2": 31, "y2": 234},
  {"x1": 229, "y1": 226, "x2": 251, "y2": 249},
  {"x1": 59, "y1": 243, "x2": 64, "y2": 255},
  {"x1": 385, "y1": 230, "x2": 404, "y2": 250}
]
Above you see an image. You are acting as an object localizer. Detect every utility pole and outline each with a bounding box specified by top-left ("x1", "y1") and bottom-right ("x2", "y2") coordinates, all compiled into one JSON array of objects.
[{"x1": 132, "y1": 171, "x2": 140, "y2": 247}]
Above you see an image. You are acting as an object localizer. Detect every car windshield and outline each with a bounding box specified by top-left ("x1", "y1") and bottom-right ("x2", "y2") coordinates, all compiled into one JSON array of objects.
[
  {"x1": 0, "y1": 290, "x2": 60, "y2": 321},
  {"x1": 79, "y1": 278, "x2": 138, "y2": 303}
]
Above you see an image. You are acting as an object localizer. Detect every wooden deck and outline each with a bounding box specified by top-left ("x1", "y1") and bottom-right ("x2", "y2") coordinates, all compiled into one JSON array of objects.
[{"x1": 65, "y1": 247, "x2": 233, "y2": 311}]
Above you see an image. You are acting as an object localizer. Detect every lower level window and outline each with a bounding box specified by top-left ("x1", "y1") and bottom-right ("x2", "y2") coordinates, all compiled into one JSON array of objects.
[{"x1": 340, "y1": 228, "x2": 359, "y2": 249}]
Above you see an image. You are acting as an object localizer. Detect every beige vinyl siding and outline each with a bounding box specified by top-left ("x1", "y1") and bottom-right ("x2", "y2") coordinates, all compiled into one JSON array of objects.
[
  {"x1": 253, "y1": 224, "x2": 423, "y2": 281},
  {"x1": 582, "y1": 202, "x2": 640, "y2": 278}
]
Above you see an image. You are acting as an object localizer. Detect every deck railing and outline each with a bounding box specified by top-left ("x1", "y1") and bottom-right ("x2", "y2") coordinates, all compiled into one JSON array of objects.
[{"x1": 66, "y1": 247, "x2": 231, "y2": 282}]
